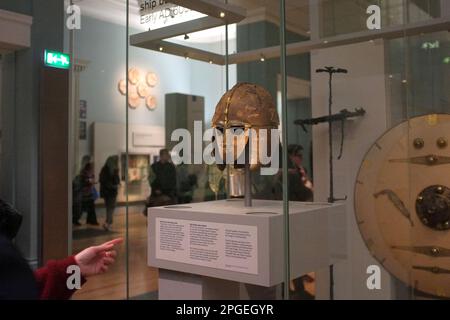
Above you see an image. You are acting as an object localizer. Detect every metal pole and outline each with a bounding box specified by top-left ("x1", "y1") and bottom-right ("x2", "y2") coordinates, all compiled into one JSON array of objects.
[
  {"x1": 330, "y1": 265, "x2": 334, "y2": 299},
  {"x1": 244, "y1": 166, "x2": 252, "y2": 206},
  {"x1": 244, "y1": 144, "x2": 252, "y2": 207},
  {"x1": 225, "y1": 0, "x2": 229, "y2": 91},
  {"x1": 280, "y1": 0, "x2": 290, "y2": 300},
  {"x1": 327, "y1": 72, "x2": 335, "y2": 299},
  {"x1": 225, "y1": 0, "x2": 231, "y2": 199},
  {"x1": 67, "y1": 0, "x2": 75, "y2": 256},
  {"x1": 125, "y1": 0, "x2": 130, "y2": 300},
  {"x1": 328, "y1": 73, "x2": 334, "y2": 203}
]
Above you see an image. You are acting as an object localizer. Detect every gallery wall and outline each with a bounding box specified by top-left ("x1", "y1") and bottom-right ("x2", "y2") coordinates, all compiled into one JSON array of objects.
[
  {"x1": 188, "y1": 39, "x2": 237, "y2": 126},
  {"x1": 93, "y1": 122, "x2": 165, "y2": 203},
  {"x1": 311, "y1": 40, "x2": 392, "y2": 300},
  {"x1": 0, "y1": 0, "x2": 66, "y2": 267},
  {"x1": 76, "y1": 16, "x2": 233, "y2": 161},
  {"x1": 237, "y1": 20, "x2": 312, "y2": 174},
  {"x1": 386, "y1": 31, "x2": 450, "y2": 125},
  {"x1": 0, "y1": 0, "x2": 32, "y2": 16}
]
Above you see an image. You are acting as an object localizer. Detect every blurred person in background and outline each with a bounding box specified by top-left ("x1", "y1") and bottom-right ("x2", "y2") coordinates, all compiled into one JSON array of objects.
[
  {"x1": 150, "y1": 149, "x2": 177, "y2": 205},
  {"x1": 176, "y1": 163, "x2": 198, "y2": 204},
  {"x1": 73, "y1": 161, "x2": 99, "y2": 226},
  {"x1": 287, "y1": 144, "x2": 313, "y2": 201},
  {"x1": 143, "y1": 149, "x2": 178, "y2": 215},
  {"x1": 100, "y1": 156, "x2": 121, "y2": 231},
  {"x1": 263, "y1": 144, "x2": 313, "y2": 202}
]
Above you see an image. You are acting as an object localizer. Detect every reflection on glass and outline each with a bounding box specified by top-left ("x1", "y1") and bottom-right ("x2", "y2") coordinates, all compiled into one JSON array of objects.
[{"x1": 208, "y1": 165, "x2": 224, "y2": 200}]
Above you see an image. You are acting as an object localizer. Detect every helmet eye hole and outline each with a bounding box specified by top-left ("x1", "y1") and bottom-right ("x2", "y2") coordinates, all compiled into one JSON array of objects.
[{"x1": 230, "y1": 127, "x2": 245, "y2": 135}]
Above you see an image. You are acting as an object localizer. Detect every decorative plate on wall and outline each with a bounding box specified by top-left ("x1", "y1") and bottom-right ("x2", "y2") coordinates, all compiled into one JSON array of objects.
[
  {"x1": 128, "y1": 86, "x2": 140, "y2": 109},
  {"x1": 146, "y1": 72, "x2": 158, "y2": 88},
  {"x1": 128, "y1": 68, "x2": 141, "y2": 85},
  {"x1": 137, "y1": 83, "x2": 150, "y2": 98},
  {"x1": 118, "y1": 79, "x2": 127, "y2": 96},
  {"x1": 146, "y1": 95, "x2": 157, "y2": 110},
  {"x1": 118, "y1": 68, "x2": 159, "y2": 110}
]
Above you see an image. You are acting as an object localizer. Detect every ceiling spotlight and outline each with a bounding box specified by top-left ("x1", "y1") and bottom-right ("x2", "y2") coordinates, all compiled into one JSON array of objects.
[
  {"x1": 209, "y1": 60, "x2": 213, "y2": 64},
  {"x1": 260, "y1": 54, "x2": 265, "y2": 62},
  {"x1": 220, "y1": 12, "x2": 225, "y2": 18},
  {"x1": 184, "y1": 34, "x2": 190, "y2": 40},
  {"x1": 402, "y1": 79, "x2": 407, "y2": 84},
  {"x1": 159, "y1": 47, "x2": 163, "y2": 52},
  {"x1": 388, "y1": 74, "x2": 394, "y2": 79},
  {"x1": 185, "y1": 55, "x2": 190, "y2": 60}
]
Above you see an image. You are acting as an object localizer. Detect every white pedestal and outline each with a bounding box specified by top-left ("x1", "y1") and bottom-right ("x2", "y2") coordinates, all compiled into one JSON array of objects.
[{"x1": 148, "y1": 199, "x2": 347, "y2": 300}]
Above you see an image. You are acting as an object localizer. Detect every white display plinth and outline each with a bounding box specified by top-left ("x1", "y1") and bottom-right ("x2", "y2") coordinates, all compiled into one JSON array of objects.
[{"x1": 148, "y1": 199, "x2": 347, "y2": 300}]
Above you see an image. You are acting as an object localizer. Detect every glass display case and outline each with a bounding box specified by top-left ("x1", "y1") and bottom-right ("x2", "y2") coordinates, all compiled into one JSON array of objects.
[{"x1": 1, "y1": 0, "x2": 448, "y2": 301}]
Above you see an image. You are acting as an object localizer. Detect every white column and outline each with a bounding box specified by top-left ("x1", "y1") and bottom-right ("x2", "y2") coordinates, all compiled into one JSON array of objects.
[
  {"x1": 309, "y1": 0, "x2": 321, "y2": 40},
  {"x1": 442, "y1": 0, "x2": 450, "y2": 16},
  {"x1": 72, "y1": 60, "x2": 89, "y2": 176}
]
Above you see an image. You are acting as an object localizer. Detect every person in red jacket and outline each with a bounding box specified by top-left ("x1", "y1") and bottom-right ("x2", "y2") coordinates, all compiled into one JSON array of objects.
[{"x1": 0, "y1": 198, "x2": 122, "y2": 300}]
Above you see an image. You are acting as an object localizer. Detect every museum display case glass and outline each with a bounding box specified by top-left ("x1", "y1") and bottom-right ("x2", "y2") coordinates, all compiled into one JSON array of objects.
[
  {"x1": 66, "y1": 0, "x2": 129, "y2": 299},
  {"x1": 52, "y1": 0, "x2": 450, "y2": 299}
]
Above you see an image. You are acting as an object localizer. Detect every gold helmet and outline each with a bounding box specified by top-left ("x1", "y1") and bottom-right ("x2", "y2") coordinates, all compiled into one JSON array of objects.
[{"x1": 212, "y1": 83, "x2": 280, "y2": 171}]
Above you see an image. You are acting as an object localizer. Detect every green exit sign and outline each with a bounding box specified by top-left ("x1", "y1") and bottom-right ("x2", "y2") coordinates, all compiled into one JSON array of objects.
[{"x1": 44, "y1": 50, "x2": 71, "y2": 69}]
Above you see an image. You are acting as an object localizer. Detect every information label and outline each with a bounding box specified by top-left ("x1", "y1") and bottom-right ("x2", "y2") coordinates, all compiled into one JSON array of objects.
[{"x1": 156, "y1": 218, "x2": 258, "y2": 275}]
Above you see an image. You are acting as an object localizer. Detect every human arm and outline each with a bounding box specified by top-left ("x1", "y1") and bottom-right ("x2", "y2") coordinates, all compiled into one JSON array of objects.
[{"x1": 34, "y1": 238, "x2": 122, "y2": 300}]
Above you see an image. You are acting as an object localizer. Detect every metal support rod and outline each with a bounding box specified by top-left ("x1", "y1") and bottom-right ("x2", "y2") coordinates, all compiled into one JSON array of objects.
[
  {"x1": 328, "y1": 72, "x2": 334, "y2": 204},
  {"x1": 244, "y1": 131, "x2": 252, "y2": 207},
  {"x1": 125, "y1": 0, "x2": 130, "y2": 300},
  {"x1": 244, "y1": 164, "x2": 252, "y2": 207},
  {"x1": 327, "y1": 72, "x2": 335, "y2": 300},
  {"x1": 280, "y1": 0, "x2": 291, "y2": 300},
  {"x1": 330, "y1": 265, "x2": 334, "y2": 300},
  {"x1": 316, "y1": 66, "x2": 348, "y2": 203},
  {"x1": 67, "y1": 0, "x2": 75, "y2": 256},
  {"x1": 225, "y1": 0, "x2": 231, "y2": 199}
]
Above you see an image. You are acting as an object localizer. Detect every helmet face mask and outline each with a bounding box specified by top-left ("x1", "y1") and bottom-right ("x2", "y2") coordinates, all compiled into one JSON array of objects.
[{"x1": 212, "y1": 83, "x2": 280, "y2": 171}]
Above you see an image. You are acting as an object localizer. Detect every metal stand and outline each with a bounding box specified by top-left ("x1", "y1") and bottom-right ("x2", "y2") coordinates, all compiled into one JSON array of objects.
[
  {"x1": 316, "y1": 66, "x2": 348, "y2": 300},
  {"x1": 316, "y1": 67, "x2": 348, "y2": 204},
  {"x1": 244, "y1": 164, "x2": 252, "y2": 207},
  {"x1": 329, "y1": 265, "x2": 334, "y2": 300},
  {"x1": 244, "y1": 143, "x2": 252, "y2": 207},
  {"x1": 327, "y1": 72, "x2": 335, "y2": 204},
  {"x1": 294, "y1": 67, "x2": 353, "y2": 300}
]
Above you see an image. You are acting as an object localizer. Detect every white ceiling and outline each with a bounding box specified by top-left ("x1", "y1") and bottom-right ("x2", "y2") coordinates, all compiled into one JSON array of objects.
[
  {"x1": 74, "y1": 0, "x2": 432, "y2": 42},
  {"x1": 74, "y1": 0, "x2": 236, "y2": 43},
  {"x1": 74, "y1": 0, "x2": 140, "y2": 30},
  {"x1": 74, "y1": 0, "x2": 313, "y2": 43}
]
